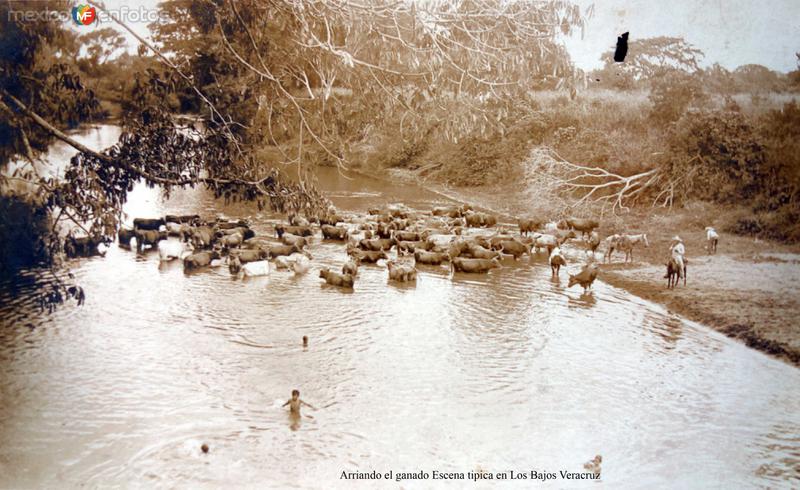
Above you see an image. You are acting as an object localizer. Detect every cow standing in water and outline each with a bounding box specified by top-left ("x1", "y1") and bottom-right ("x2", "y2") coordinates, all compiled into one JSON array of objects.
[
  {"x1": 549, "y1": 247, "x2": 567, "y2": 276},
  {"x1": 568, "y1": 263, "x2": 599, "y2": 293}
]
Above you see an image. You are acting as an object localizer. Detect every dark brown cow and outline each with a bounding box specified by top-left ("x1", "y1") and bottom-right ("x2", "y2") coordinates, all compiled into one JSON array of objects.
[
  {"x1": 566, "y1": 218, "x2": 599, "y2": 237},
  {"x1": 498, "y1": 240, "x2": 530, "y2": 260},
  {"x1": 275, "y1": 224, "x2": 313, "y2": 238},
  {"x1": 359, "y1": 238, "x2": 396, "y2": 251},
  {"x1": 397, "y1": 240, "x2": 434, "y2": 255},
  {"x1": 165, "y1": 214, "x2": 200, "y2": 224},
  {"x1": 118, "y1": 227, "x2": 135, "y2": 246},
  {"x1": 268, "y1": 244, "x2": 301, "y2": 258},
  {"x1": 133, "y1": 218, "x2": 165, "y2": 231},
  {"x1": 135, "y1": 229, "x2": 167, "y2": 252},
  {"x1": 342, "y1": 258, "x2": 359, "y2": 277},
  {"x1": 183, "y1": 250, "x2": 221, "y2": 271},
  {"x1": 518, "y1": 218, "x2": 542, "y2": 236},
  {"x1": 387, "y1": 260, "x2": 417, "y2": 282},
  {"x1": 348, "y1": 249, "x2": 388, "y2": 263},
  {"x1": 321, "y1": 225, "x2": 349, "y2": 240},
  {"x1": 228, "y1": 248, "x2": 269, "y2": 263}
]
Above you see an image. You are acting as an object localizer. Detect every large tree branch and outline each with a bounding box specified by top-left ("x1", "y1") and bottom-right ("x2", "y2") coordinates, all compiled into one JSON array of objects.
[{"x1": 1, "y1": 90, "x2": 278, "y2": 192}]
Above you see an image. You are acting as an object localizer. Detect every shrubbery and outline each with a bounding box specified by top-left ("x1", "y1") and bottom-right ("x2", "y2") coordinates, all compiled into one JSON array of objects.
[
  {"x1": 648, "y1": 69, "x2": 708, "y2": 126},
  {"x1": 665, "y1": 110, "x2": 766, "y2": 202},
  {"x1": 661, "y1": 104, "x2": 800, "y2": 241},
  {"x1": 360, "y1": 85, "x2": 800, "y2": 243},
  {"x1": 0, "y1": 195, "x2": 52, "y2": 278}
]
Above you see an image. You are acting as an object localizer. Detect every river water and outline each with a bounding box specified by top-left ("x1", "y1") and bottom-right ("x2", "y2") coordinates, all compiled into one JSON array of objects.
[{"x1": 0, "y1": 125, "x2": 798, "y2": 488}]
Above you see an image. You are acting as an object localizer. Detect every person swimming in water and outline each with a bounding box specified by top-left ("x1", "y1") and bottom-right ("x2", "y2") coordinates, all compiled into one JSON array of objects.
[{"x1": 282, "y1": 389, "x2": 315, "y2": 413}]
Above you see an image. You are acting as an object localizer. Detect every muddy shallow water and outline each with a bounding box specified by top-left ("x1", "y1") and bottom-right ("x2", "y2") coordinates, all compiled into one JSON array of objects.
[{"x1": 1, "y1": 126, "x2": 799, "y2": 488}]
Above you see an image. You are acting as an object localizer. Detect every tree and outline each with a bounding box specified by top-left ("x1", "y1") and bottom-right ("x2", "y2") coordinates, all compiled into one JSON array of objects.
[
  {"x1": 1, "y1": 0, "x2": 586, "y2": 294},
  {"x1": 648, "y1": 69, "x2": 708, "y2": 126},
  {"x1": 599, "y1": 36, "x2": 704, "y2": 82},
  {"x1": 0, "y1": 0, "x2": 101, "y2": 165},
  {"x1": 701, "y1": 63, "x2": 736, "y2": 95},
  {"x1": 79, "y1": 27, "x2": 126, "y2": 66},
  {"x1": 147, "y1": 0, "x2": 587, "y2": 167},
  {"x1": 731, "y1": 64, "x2": 784, "y2": 93}
]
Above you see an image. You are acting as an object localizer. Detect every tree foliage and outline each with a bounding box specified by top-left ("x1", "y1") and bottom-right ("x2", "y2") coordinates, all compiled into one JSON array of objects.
[
  {"x1": 605, "y1": 36, "x2": 703, "y2": 78},
  {"x1": 79, "y1": 27, "x2": 126, "y2": 66},
  {"x1": 664, "y1": 110, "x2": 767, "y2": 203},
  {"x1": 597, "y1": 36, "x2": 704, "y2": 84},
  {"x1": 149, "y1": 0, "x2": 586, "y2": 166},
  {"x1": 1, "y1": 0, "x2": 585, "y2": 285},
  {"x1": 648, "y1": 69, "x2": 708, "y2": 126},
  {"x1": 0, "y1": 0, "x2": 102, "y2": 165}
]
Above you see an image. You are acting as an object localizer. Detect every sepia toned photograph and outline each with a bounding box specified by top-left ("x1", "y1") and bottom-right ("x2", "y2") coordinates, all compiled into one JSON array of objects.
[{"x1": 0, "y1": 0, "x2": 798, "y2": 487}]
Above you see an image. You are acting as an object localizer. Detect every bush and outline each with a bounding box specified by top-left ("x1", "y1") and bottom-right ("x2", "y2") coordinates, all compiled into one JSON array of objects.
[
  {"x1": 662, "y1": 105, "x2": 800, "y2": 242},
  {"x1": 665, "y1": 109, "x2": 767, "y2": 202},
  {"x1": 0, "y1": 195, "x2": 52, "y2": 278},
  {"x1": 758, "y1": 101, "x2": 800, "y2": 210},
  {"x1": 648, "y1": 70, "x2": 708, "y2": 126}
]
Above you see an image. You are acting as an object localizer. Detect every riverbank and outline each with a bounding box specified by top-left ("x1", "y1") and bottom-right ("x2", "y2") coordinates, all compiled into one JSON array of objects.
[{"x1": 382, "y1": 168, "x2": 800, "y2": 368}]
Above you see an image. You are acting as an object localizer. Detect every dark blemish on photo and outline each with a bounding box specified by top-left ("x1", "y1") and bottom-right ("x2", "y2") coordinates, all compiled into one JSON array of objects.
[
  {"x1": 614, "y1": 32, "x2": 629, "y2": 62},
  {"x1": 201, "y1": 443, "x2": 209, "y2": 453},
  {"x1": 302, "y1": 335, "x2": 308, "y2": 347}
]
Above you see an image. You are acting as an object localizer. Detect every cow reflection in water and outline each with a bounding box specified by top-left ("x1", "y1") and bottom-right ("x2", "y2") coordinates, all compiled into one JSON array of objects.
[{"x1": 568, "y1": 292, "x2": 597, "y2": 309}]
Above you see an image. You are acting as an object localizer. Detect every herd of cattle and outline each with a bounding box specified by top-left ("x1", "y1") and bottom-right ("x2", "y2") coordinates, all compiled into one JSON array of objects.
[{"x1": 82, "y1": 202, "x2": 713, "y2": 292}]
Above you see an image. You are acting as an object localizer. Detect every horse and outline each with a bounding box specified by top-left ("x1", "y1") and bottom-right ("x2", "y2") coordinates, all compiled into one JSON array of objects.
[
  {"x1": 605, "y1": 233, "x2": 649, "y2": 263},
  {"x1": 665, "y1": 256, "x2": 687, "y2": 288}
]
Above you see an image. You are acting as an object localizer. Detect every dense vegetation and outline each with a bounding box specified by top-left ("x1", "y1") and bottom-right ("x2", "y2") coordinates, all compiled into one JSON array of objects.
[{"x1": 360, "y1": 39, "x2": 800, "y2": 241}]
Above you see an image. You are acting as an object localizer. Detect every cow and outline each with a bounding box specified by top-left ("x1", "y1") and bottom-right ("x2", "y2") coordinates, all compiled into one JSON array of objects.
[
  {"x1": 134, "y1": 229, "x2": 167, "y2": 252},
  {"x1": 451, "y1": 257, "x2": 501, "y2": 273},
  {"x1": 568, "y1": 263, "x2": 599, "y2": 293},
  {"x1": 565, "y1": 217, "x2": 600, "y2": 237},
  {"x1": 319, "y1": 268, "x2": 354, "y2": 288},
  {"x1": 133, "y1": 218, "x2": 165, "y2": 231},
  {"x1": 321, "y1": 224, "x2": 349, "y2": 240},
  {"x1": 414, "y1": 250, "x2": 450, "y2": 265},
  {"x1": 183, "y1": 250, "x2": 221, "y2": 271},
  {"x1": 518, "y1": 218, "x2": 542, "y2": 236}
]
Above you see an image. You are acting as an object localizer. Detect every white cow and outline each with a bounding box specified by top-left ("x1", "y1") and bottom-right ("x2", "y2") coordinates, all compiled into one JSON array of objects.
[
  {"x1": 242, "y1": 260, "x2": 270, "y2": 277},
  {"x1": 158, "y1": 240, "x2": 193, "y2": 261},
  {"x1": 292, "y1": 255, "x2": 311, "y2": 275}
]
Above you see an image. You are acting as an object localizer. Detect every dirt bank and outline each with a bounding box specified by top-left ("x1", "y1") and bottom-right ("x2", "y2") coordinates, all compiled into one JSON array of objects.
[{"x1": 384, "y1": 169, "x2": 800, "y2": 367}]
